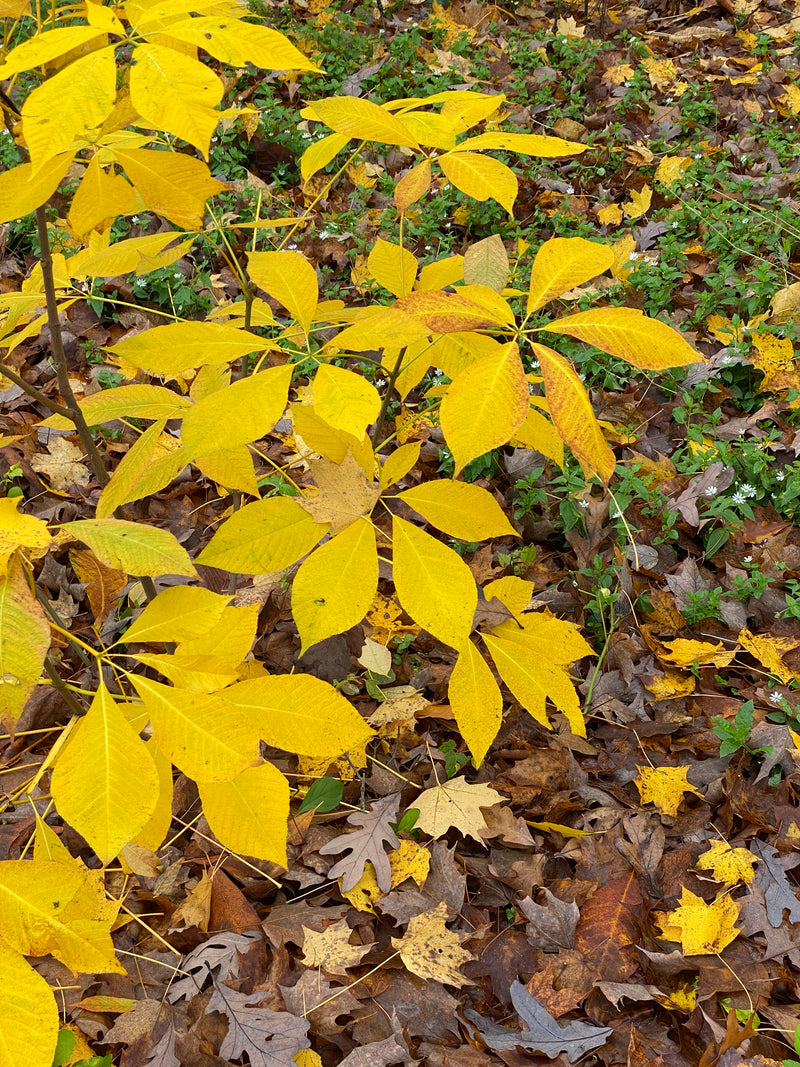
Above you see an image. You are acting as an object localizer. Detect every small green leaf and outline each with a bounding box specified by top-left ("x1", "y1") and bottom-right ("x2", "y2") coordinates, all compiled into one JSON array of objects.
[
  {"x1": 298, "y1": 776, "x2": 343, "y2": 814},
  {"x1": 396, "y1": 808, "x2": 419, "y2": 833},
  {"x1": 52, "y1": 1030, "x2": 75, "y2": 1067}
]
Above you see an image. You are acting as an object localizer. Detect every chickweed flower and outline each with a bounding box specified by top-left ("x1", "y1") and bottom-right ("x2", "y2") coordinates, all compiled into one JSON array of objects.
[{"x1": 704, "y1": 485, "x2": 718, "y2": 497}]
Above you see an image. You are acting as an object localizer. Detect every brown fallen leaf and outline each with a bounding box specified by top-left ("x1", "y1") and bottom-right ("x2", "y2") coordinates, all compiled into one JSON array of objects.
[
  {"x1": 31, "y1": 436, "x2": 91, "y2": 490},
  {"x1": 300, "y1": 450, "x2": 380, "y2": 535}
]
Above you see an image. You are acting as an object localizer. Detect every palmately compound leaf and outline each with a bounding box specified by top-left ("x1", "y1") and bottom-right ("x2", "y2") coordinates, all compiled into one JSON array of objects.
[
  {"x1": 199, "y1": 762, "x2": 291, "y2": 866},
  {"x1": 0, "y1": 942, "x2": 59, "y2": 1067},
  {"x1": 448, "y1": 640, "x2": 503, "y2": 766}
]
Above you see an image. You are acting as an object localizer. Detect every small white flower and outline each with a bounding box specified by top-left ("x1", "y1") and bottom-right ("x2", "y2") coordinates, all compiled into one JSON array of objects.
[
  {"x1": 578, "y1": 500, "x2": 590, "y2": 509},
  {"x1": 628, "y1": 251, "x2": 639, "y2": 261},
  {"x1": 743, "y1": 555, "x2": 752, "y2": 563},
  {"x1": 740, "y1": 155, "x2": 747, "y2": 162},
  {"x1": 433, "y1": 368, "x2": 443, "y2": 376},
  {"x1": 776, "y1": 471, "x2": 785, "y2": 481},
  {"x1": 770, "y1": 691, "x2": 784, "y2": 704},
  {"x1": 731, "y1": 490, "x2": 747, "y2": 505},
  {"x1": 529, "y1": 359, "x2": 539, "y2": 370},
  {"x1": 131, "y1": 215, "x2": 140, "y2": 223},
  {"x1": 665, "y1": 97, "x2": 673, "y2": 104},
  {"x1": 671, "y1": 221, "x2": 678, "y2": 228},
  {"x1": 704, "y1": 485, "x2": 718, "y2": 497},
  {"x1": 741, "y1": 483, "x2": 757, "y2": 498},
  {"x1": 136, "y1": 276, "x2": 146, "y2": 285},
  {"x1": 375, "y1": 378, "x2": 387, "y2": 387},
  {"x1": 566, "y1": 184, "x2": 574, "y2": 194},
  {"x1": 173, "y1": 272, "x2": 182, "y2": 279},
  {"x1": 694, "y1": 152, "x2": 703, "y2": 159}
]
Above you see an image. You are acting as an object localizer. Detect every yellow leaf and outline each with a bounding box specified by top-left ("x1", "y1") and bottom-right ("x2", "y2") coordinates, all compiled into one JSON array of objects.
[
  {"x1": 51, "y1": 683, "x2": 159, "y2": 864},
  {"x1": 197, "y1": 497, "x2": 329, "y2": 574},
  {"x1": 367, "y1": 238, "x2": 418, "y2": 297},
  {"x1": 227, "y1": 674, "x2": 375, "y2": 757},
  {"x1": 247, "y1": 250, "x2": 318, "y2": 340},
  {"x1": 635, "y1": 765, "x2": 701, "y2": 817},
  {"x1": 72, "y1": 231, "x2": 194, "y2": 279},
  {"x1": 448, "y1": 640, "x2": 503, "y2": 765},
  {"x1": 392, "y1": 901, "x2": 473, "y2": 985},
  {"x1": 398, "y1": 480, "x2": 517, "y2": 541},
  {"x1": 0, "y1": 942, "x2": 59, "y2": 1067},
  {"x1": 292, "y1": 403, "x2": 373, "y2": 472},
  {"x1": 300, "y1": 451, "x2": 379, "y2": 535},
  {"x1": 199, "y1": 761, "x2": 290, "y2": 865},
  {"x1": 389, "y1": 839, "x2": 430, "y2": 888},
  {"x1": 777, "y1": 84, "x2": 800, "y2": 115},
  {"x1": 134, "y1": 652, "x2": 239, "y2": 693},
  {"x1": 396, "y1": 110, "x2": 456, "y2": 151},
  {"x1": 196, "y1": 446, "x2": 260, "y2": 496},
  {"x1": 482, "y1": 610, "x2": 592, "y2": 736},
  {"x1": 0, "y1": 858, "x2": 123, "y2": 973},
  {"x1": 129, "y1": 43, "x2": 223, "y2": 158},
  {"x1": 340, "y1": 861, "x2": 382, "y2": 913},
  {"x1": 440, "y1": 342, "x2": 528, "y2": 476},
  {"x1": 395, "y1": 288, "x2": 507, "y2": 333},
  {"x1": 68, "y1": 154, "x2": 138, "y2": 235},
  {"x1": 23, "y1": 46, "x2": 116, "y2": 174},
  {"x1": 160, "y1": 15, "x2": 318, "y2": 69},
  {"x1": 392, "y1": 515, "x2": 476, "y2": 650},
  {"x1": 130, "y1": 675, "x2": 260, "y2": 782},
  {"x1": 131, "y1": 739, "x2": 173, "y2": 851},
  {"x1": 0, "y1": 558, "x2": 51, "y2": 725},
  {"x1": 597, "y1": 203, "x2": 623, "y2": 226},
  {"x1": 0, "y1": 496, "x2": 52, "y2": 576},
  {"x1": 748, "y1": 332, "x2": 798, "y2": 393},
  {"x1": 64, "y1": 518, "x2": 195, "y2": 578},
  {"x1": 295, "y1": 1050, "x2": 324, "y2": 1067},
  {"x1": 526, "y1": 237, "x2": 614, "y2": 314},
  {"x1": 642, "y1": 56, "x2": 677, "y2": 90},
  {"x1": 696, "y1": 840, "x2": 756, "y2": 888},
  {"x1": 96, "y1": 422, "x2": 187, "y2": 519},
  {"x1": 394, "y1": 159, "x2": 431, "y2": 212},
  {"x1": 43, "y1": 384, "x2": 191, "y2": 433},
  {"x1": 509, "y1": 405, "x2": 564, "y2": 468},
  {"x1": 768, "y1": 281, "x2": 800, "y2": 326},
  {"x1": 455, "y1": 131, "x2": 586, "y2": 157},
  {"x1": 181, "y1": 364, "x2": 292, "y2": 457},
  {"x1": 657, "y1": 889, "x2": 740, "y2": 955},
  {"x1": 657, "y1": 638, "x2": 736, "y2": 669},
  {"x1": 379, "y1": 441, "x2": 421, "y2": 490},
  {"x1": 0, "y1": 25, "x2": 104, "y2": 77},
  {"x1": 622, "y1": 184, "x2": 652, "y2": 219},
  {"x1": 292, "y1": 516, "x2": 378, "y2": 652},
  {"x1": 306, "y1": 95, "x2": 419, "y2": 148},
  {"x1": 300, "y1": 131, "x2": 350, "y2": 182},
  {"x1": 655, "y1": 155, "x2": 694, "y2": 184},
  {"x1": 0, "y1": 154, "x2": 74, "y2": 225},
  {"x1": 737, "y1": 627, "x2": 800, "y2": 685},
  {"x1": 482, "y1": 576, "x2": 532, "y2": 617},
  {"x1": 111, "y1": 148, "x2": 226, "y2": 229},
  {"x1": 545, "y1": 307, "x2": 702, "y2": 370},
  {"x1": 415, "y1": 254, "x2": 464, "y2": 291},
  {"x1": 106, "y1": 320, "x2": 267, "y2": 379},
  {"x1": 313, "y1": 364, "x2": 381, "y2": 439},
  {"x1": 300, "y1": 917, "x2": 373, "y2": 975},
  {"x1": 439, "y1": 151, "x2": 517, "y2": 214},
  {"x1": 413, "y1": 775, "x2": 502, "y2": 840},
  {"x1": 531, "y1": 342, "x2": 615, "y2": 484}
]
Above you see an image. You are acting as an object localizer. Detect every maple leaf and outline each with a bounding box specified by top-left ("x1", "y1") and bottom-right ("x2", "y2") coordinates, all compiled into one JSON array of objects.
[
  {"x1": 392, "y1": 901, "x2": 474, "y2": 986},
  {"x1": 30, "y1": 437, "x2": 91, "y2": 490},
  {"x1": 696, "y1": 841, "x2": 757, "y2": 888},
  {"x1": 299, "y1": 450, "x2": 379, "y2": 535},
  {"x1": 634, "y1": 765, "x2": 701, "y2": 817},
  {"x1": 656, "y1": 889, "x2": 741, "y2": 955},
  {"x1": 300, "y1": 918, "x2": 373, "y2": 975},
  {"x1": 413, "y1": 775, "x2": 503, "y2": 841},
  {"x1": 318, "y1": 793, "x2": 400, "y2": 892}
]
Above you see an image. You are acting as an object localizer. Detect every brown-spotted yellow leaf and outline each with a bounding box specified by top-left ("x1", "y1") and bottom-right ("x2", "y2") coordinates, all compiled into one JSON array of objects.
[
  {"x1": 392, "y1": 901, "x2": 473, "y2": 985},
  {"x1": 301, "y1": 918, "x2": 374, "y2": 975},
  {"x1": 695, "y1": 841, "x2": 756, "y2": 888}
]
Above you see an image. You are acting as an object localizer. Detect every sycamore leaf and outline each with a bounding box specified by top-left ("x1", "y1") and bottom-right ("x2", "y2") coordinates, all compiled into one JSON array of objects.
[
  {"x1": 130, "y1": 676, "x2": 261, "y2": 783},
  {"x1": 527, "y1": 237, "x2": 614, "y2": 315},
  {"x1": 696, "y1": 841, "x2": 757, "y2": 888},
  {"x1": 110, "y1": 148, "x2": 227, "y2": 229},
  {"x1": 305, "y1": 96, "x2": 420, "y2": 149},
  {"x1": 439, "y1": 151, "x2": 517, "y2": 214},
  {"x1": 635, "y1": 765, "x2": 702, "y2": 817},
  {"x1": 197, "y1": 497, "x2": 329, "y2": 574},
  {"x1": 199, "y1": 762, "x2": 290, "y2": 866},
  {"x1": 397, "y1": 480, "x2": 517, "y2": 541},
  {"x1": 413, "y1": 776, "x2": 503, "y2": 840},
  {"x1": 544, "y1": 307, "x2": 702, "y2": 370},
  {"x1": 448, "y1": 640, "x2": 503, "y2": 766},
  {"x1": 0, "y1": 558, "x2": 51, "y2": 724},
  {"x1": 319, "y1": 794, "x2": 401, "y2": 892},
  {"x1": 392, "y1": 515, "x2": 477, "y2": 650},
  {"x1": 226, "y1": 674, "x2": 375, "y2": 758},
  {"x1": 0, "y1": 857, "x2": 123, "y2": 974},
  {"x1": 0, "y1": 942, "x2": 59, "y2": 1067},
  {"x1": 105, "y1": 320, "x2": 268, "y2": 379},
  {"x1": 0, "y1": 497, "x2": 52, "y2": 576},
  {"x1": 531, "y1": 342, "x2": 615, "y2": 484},
  {"x1": 312, "y1": 364, "x2": 381, "y2": 440},
  {"x1": 292, "y1": 516, "x2": 378, "y2": 652},
  {"x1": 301, "y1": 918, "x2": 374, "y2": 975},
  {"x1": 481, "y1": 611, "x2": 593, "y2": 736},
  {"x1": 439, "y1": 343, "x2": 528, "y2": 476},
  {"x1": 392, "y1": 901, "x2": 473, "y2": 986},
  {"x1": 51, "y1": 683, "x2": 159, "y2": 865},
  {"x1": 367, "y1": 238, "x2": 418, "y2": 297},
  {"x1": 180, "y1": 365, "x2": 292, "y2": 457},
  {"x1": 129, "y1": 43, "x2": 222, "y2": 158},
  {"x1": 63, "y1": 519, "x2": 195, "y2": 578},
  {"x1": 247, "y1": 250, "x2": 318, "y2": 340},
  {"x1": 657, "y1": 889, "x2": 740, "y2": 955}
]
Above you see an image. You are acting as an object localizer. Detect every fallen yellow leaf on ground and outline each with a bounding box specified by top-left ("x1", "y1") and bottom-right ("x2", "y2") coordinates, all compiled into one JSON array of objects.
[{"x1": 635, "y1": 765, "x2": 702, "y2": 817}]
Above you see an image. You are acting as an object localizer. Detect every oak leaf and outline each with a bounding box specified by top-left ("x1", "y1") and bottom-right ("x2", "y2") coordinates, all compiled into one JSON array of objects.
[
  {"x1": 392, "y1": 901, "x2": 473, "y2": 986},
  {"x1": 413, "y1": 776, "x2": 503, "y2": 841},
  {"x1": 318, "y1": 793, "x2": 400, "y2": 892},
  {"x1": 656, "y1": 889, "x2": 741, "y2": 955},
  {"x1": 635, "y1": 765, "x2": 701, "y2": 817}
]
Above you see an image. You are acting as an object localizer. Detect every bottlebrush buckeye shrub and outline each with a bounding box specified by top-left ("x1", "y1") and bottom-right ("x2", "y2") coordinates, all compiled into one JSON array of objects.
[{"x1": 0, "y1": 2, "x2": 704, "y2": 1055}]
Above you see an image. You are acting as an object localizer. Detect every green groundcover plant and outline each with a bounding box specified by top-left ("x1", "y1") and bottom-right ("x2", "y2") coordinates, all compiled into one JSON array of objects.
[{"x1": 0, "y1": 0, "x2": 704, "y2": 1058}]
